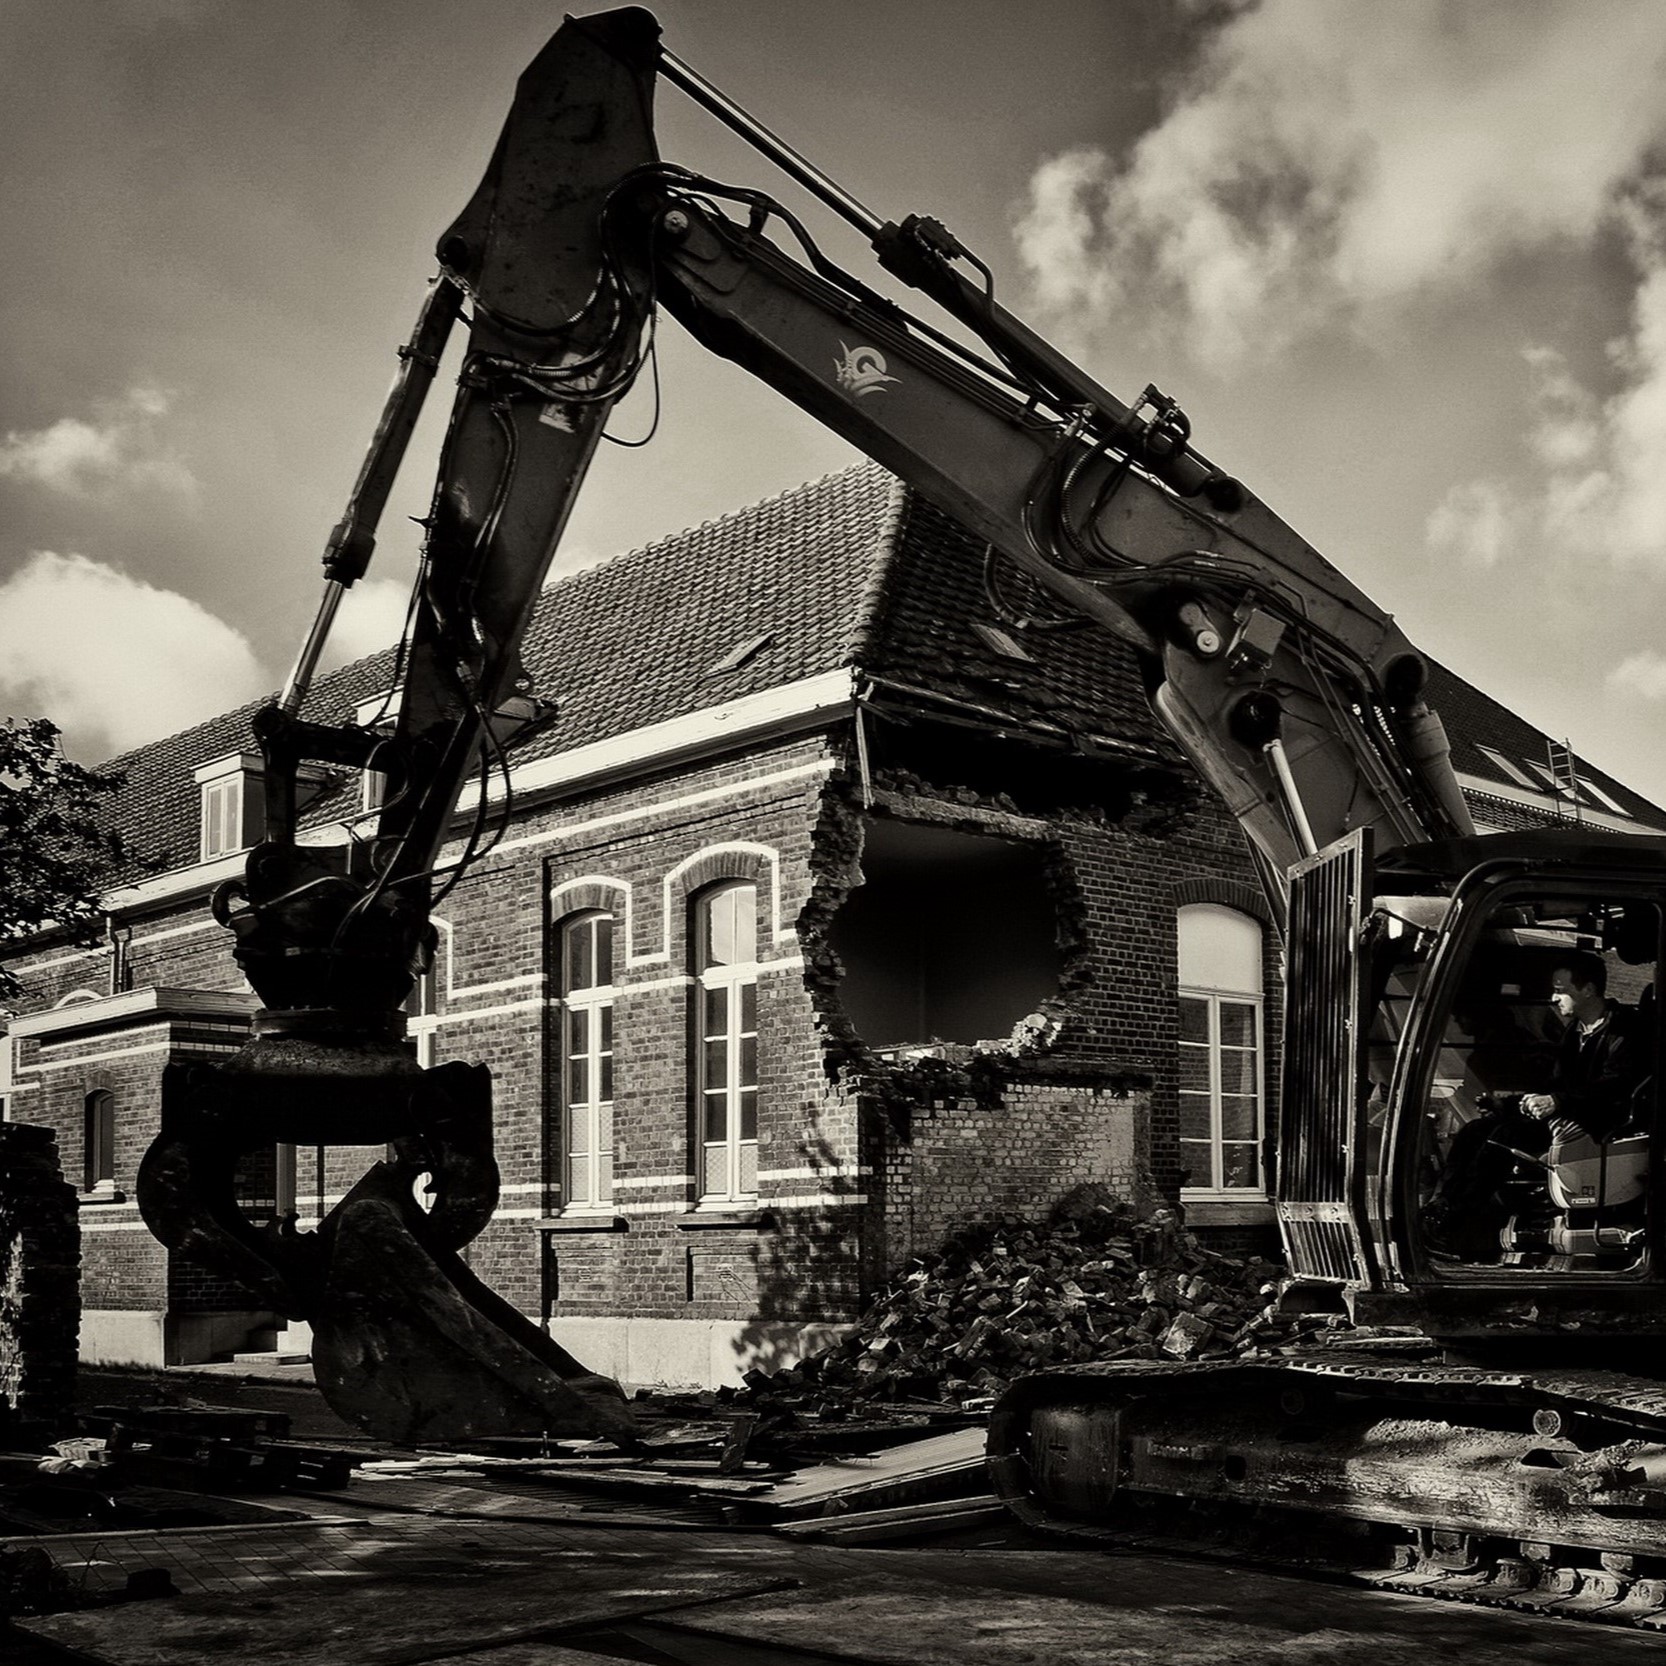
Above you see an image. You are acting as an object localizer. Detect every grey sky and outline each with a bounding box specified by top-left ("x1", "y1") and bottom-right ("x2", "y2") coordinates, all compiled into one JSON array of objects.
[{"x1": 4, "y1": 0, "x2": 1666, "y2": 807}]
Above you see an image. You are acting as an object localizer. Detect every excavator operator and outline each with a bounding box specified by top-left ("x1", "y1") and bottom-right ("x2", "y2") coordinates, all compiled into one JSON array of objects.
[
  {"x1": 1521, "y1": 951, "x2": 1647, "y2": 1142},
  {"x1": 1426, "y1": 949, "x2": 1648, "y2": 1260}
]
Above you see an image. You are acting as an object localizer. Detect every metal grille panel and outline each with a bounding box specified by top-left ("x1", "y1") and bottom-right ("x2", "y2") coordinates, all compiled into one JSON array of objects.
[
  {"x1": 1280, "y1": 1212, "x2": 1362, "y2": 1283},
  {"x1": 1276, "y1": 833, "x2": 1373, "y2": 1284}
]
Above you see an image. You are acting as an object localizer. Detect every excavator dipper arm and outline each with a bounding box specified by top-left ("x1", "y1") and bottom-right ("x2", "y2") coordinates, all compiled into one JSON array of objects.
[{"x1": 138, "y1": 9, "x2": 666, "y2": 1446}]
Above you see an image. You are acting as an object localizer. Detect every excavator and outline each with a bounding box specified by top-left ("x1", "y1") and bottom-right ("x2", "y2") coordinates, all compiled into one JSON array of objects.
[{"x1": 134, "y1": 5, "x2": 1666, "y2": 1622}]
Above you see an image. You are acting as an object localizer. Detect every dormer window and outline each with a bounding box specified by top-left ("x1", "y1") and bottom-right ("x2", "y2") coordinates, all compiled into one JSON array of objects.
[
  {"x1": 195, "y1": 752, "x2": 264, "y2": 861},
  {"x1": 355, "y1": 689, "x2": 402, "y2": 815}
]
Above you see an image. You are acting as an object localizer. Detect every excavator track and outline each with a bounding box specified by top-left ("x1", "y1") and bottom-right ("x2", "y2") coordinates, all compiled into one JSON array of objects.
[{"x1": 988, "y1": 1353, "x2": 1666, "y2": 1629}]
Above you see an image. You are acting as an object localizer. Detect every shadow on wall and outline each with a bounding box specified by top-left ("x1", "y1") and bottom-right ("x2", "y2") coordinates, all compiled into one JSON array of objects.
[{"x1": 719, "y1": 1127, "x2": 870, "y2": 1381}]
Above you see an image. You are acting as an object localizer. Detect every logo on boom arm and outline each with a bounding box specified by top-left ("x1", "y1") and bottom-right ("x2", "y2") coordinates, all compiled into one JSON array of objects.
[{"x1": 834, "y1": 342, "x2": 900, "y2": 397}]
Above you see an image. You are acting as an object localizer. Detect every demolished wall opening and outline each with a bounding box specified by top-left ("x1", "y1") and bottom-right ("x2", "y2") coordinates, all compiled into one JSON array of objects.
[{"x1": 830, "y1": 818, "x2": 1059, "y2": 1049}]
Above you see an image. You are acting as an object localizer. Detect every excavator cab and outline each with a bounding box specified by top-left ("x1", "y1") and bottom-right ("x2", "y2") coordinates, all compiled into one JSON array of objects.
[
  {"x1": 1394, "y1": 892, "x2": 1655, "y2": 1272},
  {"x1": 993, "y1": 833, "x2": 1666, "y2": 1603},
  {"x1": 1280, "y1": 826, "x2": 1666, "y2": 1338}
]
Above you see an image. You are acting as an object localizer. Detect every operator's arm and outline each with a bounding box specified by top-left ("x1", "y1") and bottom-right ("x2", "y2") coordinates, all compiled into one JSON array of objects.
[{"x1": 1531, "y1": 1012, "x2": 1646, "y2": 1141}]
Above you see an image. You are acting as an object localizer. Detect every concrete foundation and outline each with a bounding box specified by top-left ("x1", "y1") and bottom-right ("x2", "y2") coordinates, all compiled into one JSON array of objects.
[
  {"x1": 548, "y1": 1316, "x2": 854, "y2": 1390},
  {"x1": 79, "y1": 1308, "x2": 274, "y2": 1368}
]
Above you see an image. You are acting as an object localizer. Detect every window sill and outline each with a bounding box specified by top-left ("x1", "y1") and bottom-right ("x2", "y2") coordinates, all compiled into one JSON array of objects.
[
  {"x1": 676, "y1": 1208, "x2": 772, "y2": 1231},
  {"x1": 1181, "y1": 1196, "x2": 1275, "y2": 1227},
  {"x1": 79, "y1": 1187, "x2": 127, "y2": 1208},
  {"x1": 535, "y1": 1213, "x2": 627, "y2": 1232}
]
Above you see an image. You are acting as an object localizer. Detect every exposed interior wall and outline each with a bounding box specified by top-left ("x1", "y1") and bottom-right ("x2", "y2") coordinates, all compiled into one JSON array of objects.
[
  {"x1": 0, "y1": 1121, "x2": 79, "y2": 1433},
  {"x1": 829, "y1": 819, "x2": 1060, "y2": 1048}
]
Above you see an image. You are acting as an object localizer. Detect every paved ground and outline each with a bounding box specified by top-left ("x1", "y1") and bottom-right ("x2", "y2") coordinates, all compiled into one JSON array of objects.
[{"x1": 0, "y1": 1365, "x2": 1644, "y2": 1663}]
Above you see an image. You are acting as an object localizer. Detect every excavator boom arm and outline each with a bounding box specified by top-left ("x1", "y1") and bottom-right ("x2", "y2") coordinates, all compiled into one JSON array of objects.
[{"x1": 626, "y1": 167, "x2": 1472, "y2": 897}]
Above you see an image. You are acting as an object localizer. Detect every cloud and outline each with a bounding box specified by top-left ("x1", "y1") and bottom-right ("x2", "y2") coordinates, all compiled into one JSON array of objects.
[
  {"x1": 0, "y1": 551, "x2": 268, "y2": 758},
  {"x1": 546, "y1": 542, "x2": 613, "y2": 583},
  {"x1": 1433, "y1": 200, "x2": 1666, "y2": 573},
  {"x1": 1425, "y1": 480, "x2": 1514, "y2": 570},
  {"x1": 0, "y1": 387, "x2": 196, "y2": 499},
  {"x1": 1014, "y1": 1, "x2": 1666, "y2": 361},
  {"x1": 317, "y1": 576, "x2": 412, "y2": 673},
  {"x1": 1609, "y1": 650, "x2": 1666, "y2": 702}
]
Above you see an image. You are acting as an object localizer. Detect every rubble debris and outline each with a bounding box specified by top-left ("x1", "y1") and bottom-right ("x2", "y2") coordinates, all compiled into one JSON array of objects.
[{"x1": 735, "y1": 1201, "x2": 1301, "y2": 1420}]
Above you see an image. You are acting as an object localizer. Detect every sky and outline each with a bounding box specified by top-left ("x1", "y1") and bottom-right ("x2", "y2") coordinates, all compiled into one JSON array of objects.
[{"x1": 3, "y1": 0, "x2": 1666, "y2": 807}]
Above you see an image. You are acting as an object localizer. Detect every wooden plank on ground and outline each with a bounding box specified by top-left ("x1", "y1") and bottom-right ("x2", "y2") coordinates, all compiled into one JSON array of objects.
[
  {"x1": 772, "y1": 1496, "x2": 1007, "y2": 1544},
  {"x1": 760, "y1": 1427, "x2": 989, "y2": 1518}
]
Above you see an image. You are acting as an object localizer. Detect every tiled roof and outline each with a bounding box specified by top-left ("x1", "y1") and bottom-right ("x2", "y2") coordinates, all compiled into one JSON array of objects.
[
  {"x1": 1424, "y1": 661, "x2": 1666, "y2": 832},
  {"x1": 512, "y1": 462, "x2": 906, "y2": 764},
  {"x1": 92, "y1": 463, "x2": 1665, "y2": 878}
]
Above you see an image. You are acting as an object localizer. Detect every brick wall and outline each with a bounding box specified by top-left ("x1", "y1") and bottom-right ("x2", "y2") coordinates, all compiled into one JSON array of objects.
[
  {"x1": 881, "y1": 1080, "x2": 1152, "y2": 1265},
  {"x1": 0, "y1": 698, "x2": 1285, "y2": 1362},
  {"x1": 0, "y1": 1122, "x2": 79, "y2": 1435},
  {"x1": 7, "y1": 1007, "x2": 262, "y2": 1320}
]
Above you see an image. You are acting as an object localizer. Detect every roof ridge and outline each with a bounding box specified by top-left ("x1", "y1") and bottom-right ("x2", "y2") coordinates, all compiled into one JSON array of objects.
[{"x1": 842, "y1": 475, "x2": 913, "y2": 670}]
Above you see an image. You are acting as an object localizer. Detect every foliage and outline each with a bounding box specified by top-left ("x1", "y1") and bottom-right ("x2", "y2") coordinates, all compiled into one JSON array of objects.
[{"x1": 0, "y1": 718, "x2": 142, "y2": 999}]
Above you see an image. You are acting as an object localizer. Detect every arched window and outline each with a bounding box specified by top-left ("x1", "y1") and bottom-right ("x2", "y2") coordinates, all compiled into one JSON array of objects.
[
  {"x1": 83, "y1": 1089, "x2": 116, "y2": 1191},
  {"x1": 1177, "y1": 904, "x2": 1265, "y2": 1195},
  {"x1": 695, "y1": 882, "x2": 758, "y2": 1201},
  {"x1": 560, "y1": 910, "x2": 616, "y2": 1210}
]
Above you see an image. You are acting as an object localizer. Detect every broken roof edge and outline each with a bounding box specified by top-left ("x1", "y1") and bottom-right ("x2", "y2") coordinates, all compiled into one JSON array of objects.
[{"x1": 858, "y1": 673, "x2": 1169, "y2": 766}]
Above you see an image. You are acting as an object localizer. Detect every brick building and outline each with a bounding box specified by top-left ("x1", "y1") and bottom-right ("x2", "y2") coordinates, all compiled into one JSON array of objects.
[{"x1": 4, "y1": 463, "x2": 1662, "y2": 1384}]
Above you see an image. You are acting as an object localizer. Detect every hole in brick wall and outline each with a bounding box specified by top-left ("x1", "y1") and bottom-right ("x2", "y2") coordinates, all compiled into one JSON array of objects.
[{"x1": 829, "y1": 819, "x2": 1059, "y2": 1049}]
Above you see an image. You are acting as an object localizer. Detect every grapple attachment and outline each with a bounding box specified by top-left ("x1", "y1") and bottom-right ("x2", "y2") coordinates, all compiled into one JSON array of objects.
[{"x1": 139, "y1": 1034, "x2": 635, "y2": 1446}]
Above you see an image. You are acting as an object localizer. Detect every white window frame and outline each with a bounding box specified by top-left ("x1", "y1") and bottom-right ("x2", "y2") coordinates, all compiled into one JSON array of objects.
[
  {"x1": 1474, "y1": 744, "x2": 1541, "y2": 791},
  {"x1": 560, "y1": 911, "x2": 616, "y2": 1212},
  {"x1": 695, "y1": 883, "x2": 759, "y2": 1203},
  {"x1": 1177, "y1": 905, "x2": 1266, "y2": 1199},
  {"x1": 406, "y1": 960, "x2": 439, "y2": 1069},
  {"x1": 201, "y1": 776, "x2": 242, "y2": 859},
  {"x1": 195, "y1": 752, "x2": 262, "y2": 861}
]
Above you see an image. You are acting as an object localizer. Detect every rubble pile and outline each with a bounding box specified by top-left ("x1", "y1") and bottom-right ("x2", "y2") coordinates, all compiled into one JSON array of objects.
[{"x1": 747, "y1": 1202, "x2": 1318, "y2": 1416}]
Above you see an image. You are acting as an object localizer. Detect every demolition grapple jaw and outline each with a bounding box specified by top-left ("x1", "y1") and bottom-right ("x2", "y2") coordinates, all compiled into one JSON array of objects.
[{"x1": 137, "y1": 1044, "x2": 636, "y2": 1447}]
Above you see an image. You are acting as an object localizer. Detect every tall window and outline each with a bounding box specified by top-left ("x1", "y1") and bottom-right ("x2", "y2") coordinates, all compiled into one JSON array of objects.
[
  {"x1": 561, "y1": 911, "x2": 615, "y2": 1210},
  {"x1": 201, "y1": 776, "x2": 242, "y2": 859},
  {"x1": 696, "y1": 883, "x2": 758, "y2": 1201},
  {"x1": 406, "y1": 954, "x2": 439, "y2": 1069},
  {"x1": 1177, "y1": 904, "x2": 1265, "y2": 1194},
  {"x1": 195, "y1": 753, "x2": 264, "y2": 861},
  {"x1": 84, "y1": 1090, "x2": 115, "y2": 1190}
]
